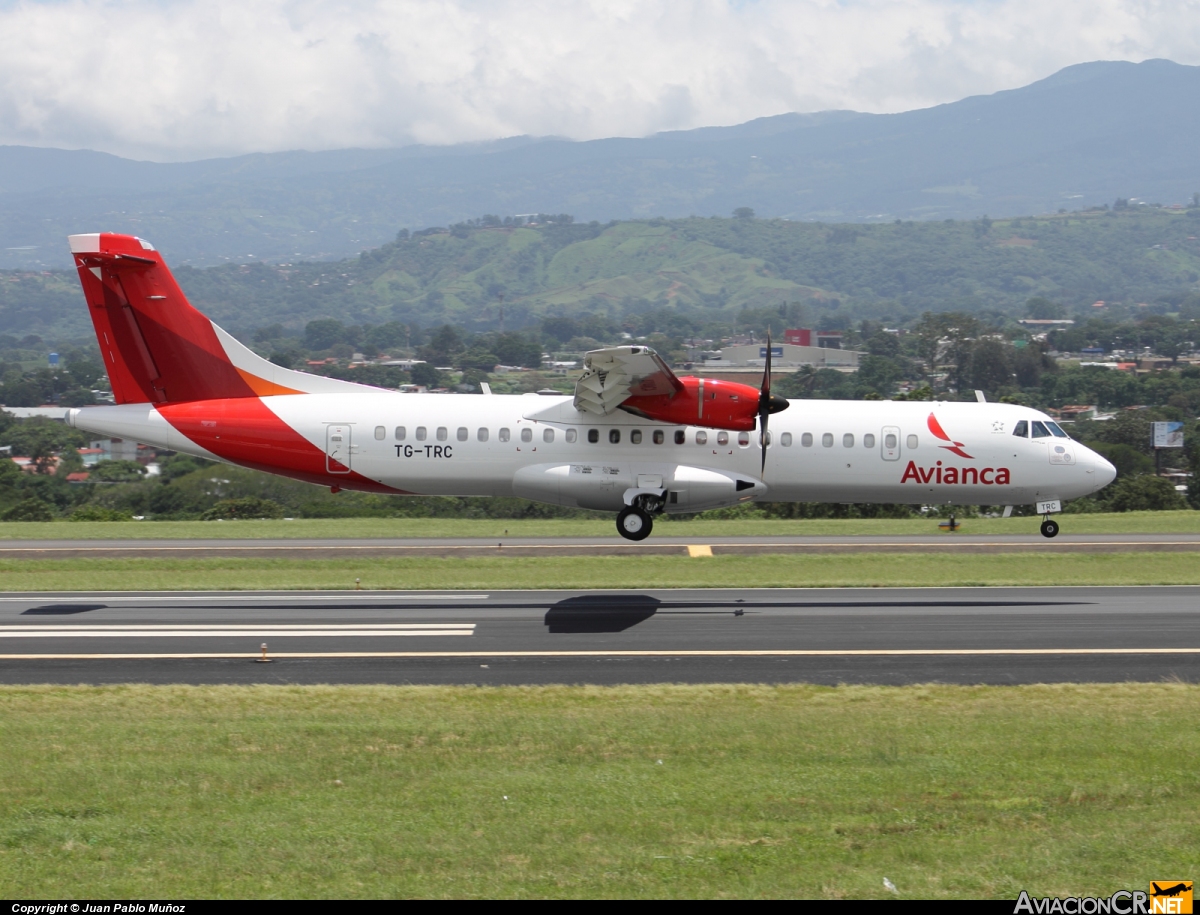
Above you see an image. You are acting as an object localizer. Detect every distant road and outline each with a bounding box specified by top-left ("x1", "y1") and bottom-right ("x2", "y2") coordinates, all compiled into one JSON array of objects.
[
  {"x1": 0, "y1": 533, "x2": 1197, "y2": 558},
  {"x1": 0, "y1": 585, "x2": 1196, "y2": 685}
]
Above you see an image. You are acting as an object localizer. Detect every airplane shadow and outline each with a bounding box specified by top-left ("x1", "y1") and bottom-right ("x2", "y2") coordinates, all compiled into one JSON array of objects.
[
  {"x1": 21, "y1": 604, "x2": 107, "y2": 615},
  {"x1": 545, "y1": 595, "x2": 660, "y2": 633}
]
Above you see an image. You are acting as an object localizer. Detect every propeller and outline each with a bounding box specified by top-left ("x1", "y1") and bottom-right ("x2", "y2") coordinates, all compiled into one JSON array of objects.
[{"x1": 758, "y1": 328, "x2": 790, "y2": 474}]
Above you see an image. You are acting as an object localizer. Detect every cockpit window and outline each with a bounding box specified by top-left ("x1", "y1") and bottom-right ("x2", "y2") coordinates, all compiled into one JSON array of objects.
[
  {"x1": 1031, "y1": 421, "x2": 1052, "y2": 438},
  {"x1": 1045, "y1": 421, "x2": 1069, "y2": 438},
  {"x1": 1012, "y1": 420, "x2": 1028, "y2": 438}
]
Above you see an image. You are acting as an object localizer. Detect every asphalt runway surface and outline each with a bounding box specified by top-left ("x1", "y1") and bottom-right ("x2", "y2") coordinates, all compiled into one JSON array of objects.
[
  {"x1": 1, "y1": 532, "x2": 1198, "y2": 557},
  {"x1": 0, "y1": 586, "x2": 1196, "y2": 685}
]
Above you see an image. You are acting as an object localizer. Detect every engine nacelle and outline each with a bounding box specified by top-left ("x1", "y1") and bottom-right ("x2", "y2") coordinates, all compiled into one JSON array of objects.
[
  {"x1": 513, "y1": 461, "x2": 765, "y2": 513},
  {"x1": 621, "y1": 376, "x2": 786, "y2": 431}
]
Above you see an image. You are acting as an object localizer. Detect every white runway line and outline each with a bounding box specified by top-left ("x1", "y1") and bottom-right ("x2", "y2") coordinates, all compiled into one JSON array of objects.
[{"x1": 0, "y1": 624, "x2": 476, "y2": 638}]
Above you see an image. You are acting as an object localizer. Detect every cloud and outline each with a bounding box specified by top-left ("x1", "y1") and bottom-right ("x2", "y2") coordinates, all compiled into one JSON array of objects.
[{"x1": 0, "y1": 0, "x2": 1197, "y2": 160}]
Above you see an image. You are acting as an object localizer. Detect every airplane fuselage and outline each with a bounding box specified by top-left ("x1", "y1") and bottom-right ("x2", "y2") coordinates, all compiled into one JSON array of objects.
[{"x1": 69, "y1": 392, "x2": 1114, "y2": 512}]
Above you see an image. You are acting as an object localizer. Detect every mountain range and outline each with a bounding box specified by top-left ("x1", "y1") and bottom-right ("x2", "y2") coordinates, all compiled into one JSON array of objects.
[{"x1": 1, "y1": 58, "x2": 1198, "y2": 270}]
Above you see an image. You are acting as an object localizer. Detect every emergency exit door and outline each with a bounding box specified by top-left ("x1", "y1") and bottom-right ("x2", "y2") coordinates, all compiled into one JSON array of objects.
[{"x1": 326, "y1": 424, "x2": 352, "y2": 473}]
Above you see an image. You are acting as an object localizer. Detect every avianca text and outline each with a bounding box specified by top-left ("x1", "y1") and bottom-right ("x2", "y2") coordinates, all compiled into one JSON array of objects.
[{"x1": 901, "y1": 460, "x2": 1011, "y2": 485}]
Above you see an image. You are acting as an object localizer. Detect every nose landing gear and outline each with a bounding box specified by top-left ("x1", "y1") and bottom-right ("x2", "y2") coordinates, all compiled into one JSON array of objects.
[{"x1": 1040, "y1": 518, "x2": 1059, "y2": 538}]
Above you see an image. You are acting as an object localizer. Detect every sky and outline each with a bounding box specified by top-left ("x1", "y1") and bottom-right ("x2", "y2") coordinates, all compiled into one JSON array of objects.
[{"x1": 0, "y1": 0, "x2": 1198, "y2": 161}]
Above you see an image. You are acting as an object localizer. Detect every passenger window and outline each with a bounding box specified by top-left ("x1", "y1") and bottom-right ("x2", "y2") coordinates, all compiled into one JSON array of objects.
[
  {"x1": 457, "y1": 427, "x2": 468, "y2": 441},
  {"x1": 738, "y1": 432, "x2": 750, "y2": 447},
  {"x1": 521, "y1": 428, "x2": 533, "y2": 443},
  {"x1": 781, "y1": 432, "x2": 793, "y2": 446},
  {"x1": 587, "y1": 429, "x2": 599, "y2": 443},
  {"x1": 394, "y1": 426, "x2": 406, "y2": 441},
  {"x1": 696, "y1": 430, "x2": 707, "y2": 445},
  {"x1": 416, "y1": 426, "x2": 427, "y2": 441},
  {"x1": 1031, "y1": 421, "x2": 1051, "y2": 438},
  {"x1": 630, "y1": 430, "x2": 642, "y2": 444},
  {"x1": 822, "y1": 433, "x2": 833, "y2": 448},
  {"x1": 653, "y1": 430, "x2": 665, "y2": 445},
  {"x1": 717, "y1": 431, "x2": 729, "y2": 445},
  {"x1": 884, "y1": 433, "x2": 897, "y2": 449},
  {"x1": 374, "y1": 425, "x2": 385, "y2": 441},
  {"x1": 609, "y1": 429, "x2": 621, "y2": 444},
  {"x1": 499, "y1": 427, "x2": 511, "y2": 442},
  {"x1": 544, "y1": 428, "x2": 555, "y2": 443},
  {"x1": 906, "y1": 434, "x2": 918, "y2": 449},
  {"x1": 1046, "y1": 421, "x2": 1069, "y2": 438},
  {"x1": 1013, "y1": 421, "x2": 1028, "y2": 437},
  {"x1": 675, "y1": 430, "x2": 686, "y2": 445},
  {"x1": 801, "y1": 432, "x2": 813, "y2": 447},
  {"x1": 843, "y1": 433, "x2": 854, "y2": 448},
  {"x1": 437, "y1": 427, "x2": 448, "y2": 441},
  {"x1": 566, "y1": 428, "x2": 577, "y2": 443},
  {"x1": 477, "y1": 428, "x2": 489, "y2": 442},
  {"x1": 863, "y1": 433, "x2": 875, "y2": 448}
]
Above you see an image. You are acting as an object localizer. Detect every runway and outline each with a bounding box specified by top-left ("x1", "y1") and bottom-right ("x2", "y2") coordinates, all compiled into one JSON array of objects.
[
  {"x1": 0, "y1": 586, "x2": 1196, "y2": 685},
  {"x1": 1, "y1": 532, "x2": 1198, "y2": 558}
]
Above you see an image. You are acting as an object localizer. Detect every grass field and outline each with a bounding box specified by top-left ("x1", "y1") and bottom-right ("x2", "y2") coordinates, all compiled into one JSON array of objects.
[
  {"x1": 1, "y1": 552, "x2": 1198, "y2": 591},
  {"x1": 0, "y1": 510, "x2": 1197, "y2": 540},
  {"x1": 0, "y1": 683, "x2": 1195, "y2": 898}
]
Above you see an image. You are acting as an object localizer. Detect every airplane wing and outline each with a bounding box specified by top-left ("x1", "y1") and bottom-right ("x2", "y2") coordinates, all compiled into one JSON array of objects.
[{"x1": 573, "y1": 345, "x2": 684, "y2": 416}]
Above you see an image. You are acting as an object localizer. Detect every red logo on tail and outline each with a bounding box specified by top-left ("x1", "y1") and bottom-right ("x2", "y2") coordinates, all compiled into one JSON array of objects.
[{"x1": 927, "y1": 413, "x2": 974, "y2": 459}]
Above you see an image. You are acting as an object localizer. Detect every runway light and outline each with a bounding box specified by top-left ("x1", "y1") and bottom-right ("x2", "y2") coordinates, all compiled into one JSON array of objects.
[{"x1": 256, "y1": 642, "x2": 271, "y2": 663}]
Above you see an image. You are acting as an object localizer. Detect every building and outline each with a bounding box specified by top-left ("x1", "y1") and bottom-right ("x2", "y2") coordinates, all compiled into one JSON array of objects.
[{"x1": 696, "y1": 343, "x2": 861, "y2": 382}]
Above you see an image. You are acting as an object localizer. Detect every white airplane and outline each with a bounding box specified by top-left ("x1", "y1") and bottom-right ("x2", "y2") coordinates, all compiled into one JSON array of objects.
[{"x1": 65, "y1": 233, "x2": 1117, "y2": 540}]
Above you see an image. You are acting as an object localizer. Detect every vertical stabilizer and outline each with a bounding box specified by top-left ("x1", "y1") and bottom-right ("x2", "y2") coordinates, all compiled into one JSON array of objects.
[{"x1": 69, "y1": 233, "x2": 384, "y2": 405}]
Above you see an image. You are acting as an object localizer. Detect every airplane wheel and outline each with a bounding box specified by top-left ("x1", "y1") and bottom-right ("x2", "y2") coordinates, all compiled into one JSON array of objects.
[
  {"x1": 1040, "y1": 519, "x2": 1059, "y2": 539},
  {"x1": 617, "y1": 506, "x2": 653, "y2": 541}
]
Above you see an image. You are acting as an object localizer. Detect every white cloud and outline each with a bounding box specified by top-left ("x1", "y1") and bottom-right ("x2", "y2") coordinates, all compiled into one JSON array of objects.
[{"x1": 0, "y1": 0, "x2": 1196, "y2": 160}]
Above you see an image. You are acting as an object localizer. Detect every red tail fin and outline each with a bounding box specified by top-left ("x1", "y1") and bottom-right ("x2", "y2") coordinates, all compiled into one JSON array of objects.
[{"x1": 70, "y1": 233, "x2": 380, "y2": 405}]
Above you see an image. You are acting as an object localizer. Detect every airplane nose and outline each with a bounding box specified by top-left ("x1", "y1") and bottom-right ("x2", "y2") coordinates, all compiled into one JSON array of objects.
[{"x1": 1091, "y1": 452, "x2": 1117, "y2": 491}]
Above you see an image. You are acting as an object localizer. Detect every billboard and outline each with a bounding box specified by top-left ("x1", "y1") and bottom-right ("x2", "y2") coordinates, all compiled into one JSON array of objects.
[{"x1": 1153, "y1": 422, "x2": 1184, "y2": 449}]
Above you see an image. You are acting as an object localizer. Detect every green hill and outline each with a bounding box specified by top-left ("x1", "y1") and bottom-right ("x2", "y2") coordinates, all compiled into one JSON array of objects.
[{"x1": 2, "y1": 208, "x2": 1200, "y2": 342}]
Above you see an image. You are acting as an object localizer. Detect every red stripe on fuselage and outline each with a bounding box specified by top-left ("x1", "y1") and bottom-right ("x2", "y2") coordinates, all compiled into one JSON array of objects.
[{"x1": 159, "y1": 398, "x2": 408, "y2": 495}]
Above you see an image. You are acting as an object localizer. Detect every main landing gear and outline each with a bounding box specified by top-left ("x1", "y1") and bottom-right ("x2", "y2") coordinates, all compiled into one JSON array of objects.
[
  {"x1": 617, "y1": 505, "x2": 653, "y2": 541},
  {"x1": 1040, "y1": 518, "x2": 1059, "y2": 539}
]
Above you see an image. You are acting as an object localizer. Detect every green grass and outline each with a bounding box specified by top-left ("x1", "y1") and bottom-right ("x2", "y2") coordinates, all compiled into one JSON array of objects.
[
  {"x1": 0, "y1": 683, "x2": 1196, "y2": 898},
  {"x1": 1, "y1": 510, "x2": 1197, "y2": 540},
  {"x1": 2, "y1": 552, "x2": 1198, "y2": 591}
]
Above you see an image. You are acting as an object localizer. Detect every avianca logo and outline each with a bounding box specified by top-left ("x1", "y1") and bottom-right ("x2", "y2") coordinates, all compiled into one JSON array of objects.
[
  {"x1": 901, "y1": 460, "x2": 1011, "y2": 485},
  {"x1": 927, "y1": 413, "x2": 974, "y2": 459}
]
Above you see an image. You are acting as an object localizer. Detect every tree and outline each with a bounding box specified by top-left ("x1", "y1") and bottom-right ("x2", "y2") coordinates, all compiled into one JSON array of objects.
[
  {"x1": 93, "y1": 460, "x2": 147, "y2": 483},
  {"x1": 733, "y1": 207, "x2": 755, "y2": 219},
  {"x1": 1025, "y1": 297, "x2": 1065, "y2": 319},
  {"x1": 1101, "y1": 474, "x2": 1186, "y2": 512},
  {"x1": 968, "y1": 339, "x2": 1014, "y2": 393},
  {"x1": 304, "y1": 318, "x2": 350, "y2": 351},
  {"x1": 1089, "y1": 442, "x2": 1154, "y2": 478},
  {"x1": 418, "y1": 325, "x2": 465, "y2": 364},
  {"x1": 2, "y1": 498, "x2": 54, "y2": 521},
  {"x1": 409, "y1": 363, "x2": 442, "y2": 387}
]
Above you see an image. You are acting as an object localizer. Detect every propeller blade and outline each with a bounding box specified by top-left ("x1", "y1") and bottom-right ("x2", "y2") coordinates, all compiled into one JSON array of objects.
[{"x1": 759, "y1": 329, "x2": 772, "y2": 473}]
